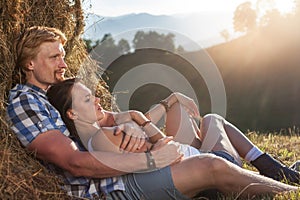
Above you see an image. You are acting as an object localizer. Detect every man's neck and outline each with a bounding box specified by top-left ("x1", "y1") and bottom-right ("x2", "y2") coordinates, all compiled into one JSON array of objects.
[{"x1": 26, "y1": 80, "x2": 50, "y2": 91}]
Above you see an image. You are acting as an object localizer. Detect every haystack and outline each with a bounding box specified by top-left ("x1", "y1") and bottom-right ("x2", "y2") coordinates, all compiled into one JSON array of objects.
[{"x1": 0, "y1": 0, "x2": 112, "y2": 199}]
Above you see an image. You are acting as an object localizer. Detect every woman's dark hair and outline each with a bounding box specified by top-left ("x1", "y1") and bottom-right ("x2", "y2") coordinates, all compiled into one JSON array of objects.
[{"x1": 46, "y1": 78, "x2": 83, "y2": 146}]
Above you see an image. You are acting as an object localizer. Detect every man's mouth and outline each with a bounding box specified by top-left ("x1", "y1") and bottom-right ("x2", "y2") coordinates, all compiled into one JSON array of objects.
[
  {"x1": 56, "y1": 70, "x2": 66, "y2": 80},
  {"x1": 56, "y1": 70, "x2": 65, "y2": 75}
]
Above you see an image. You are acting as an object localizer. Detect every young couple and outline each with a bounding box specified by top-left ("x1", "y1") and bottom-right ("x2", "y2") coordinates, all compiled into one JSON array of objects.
[{"x1": 7, "y1": 26, "x2": 300, "y2": 199}]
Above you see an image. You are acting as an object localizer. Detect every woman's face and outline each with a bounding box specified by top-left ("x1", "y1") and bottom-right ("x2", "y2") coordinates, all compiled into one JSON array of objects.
[{"x1": 71, "y1": 82, "x2": 105, "y2": 123}]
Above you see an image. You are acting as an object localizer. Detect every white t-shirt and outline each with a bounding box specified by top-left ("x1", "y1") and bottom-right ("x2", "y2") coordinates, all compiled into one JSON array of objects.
[{"x1": 87, "y1": 137, "x2": 201, "y2": 159}]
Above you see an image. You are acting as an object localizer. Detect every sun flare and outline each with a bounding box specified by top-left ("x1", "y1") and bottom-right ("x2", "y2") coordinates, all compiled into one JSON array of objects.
[{"x1": 274, "y1": 0, "x2": 295, "y2": 14}]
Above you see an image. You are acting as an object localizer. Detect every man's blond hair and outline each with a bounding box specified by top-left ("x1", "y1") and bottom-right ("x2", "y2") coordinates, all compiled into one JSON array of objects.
[{"x1": 15, "y1": 26, "x2": 67, "y2": 73}]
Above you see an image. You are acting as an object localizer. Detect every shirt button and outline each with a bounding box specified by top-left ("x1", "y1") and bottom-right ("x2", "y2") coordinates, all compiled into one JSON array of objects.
[{"x1": 37, "y1": 122, "x2": 43, "y2": 128}]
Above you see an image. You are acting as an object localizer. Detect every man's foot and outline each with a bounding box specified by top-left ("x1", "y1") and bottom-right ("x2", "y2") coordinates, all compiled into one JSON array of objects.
[{"x1": 251, "y1": 153, "x2": 300, "y2": 184}]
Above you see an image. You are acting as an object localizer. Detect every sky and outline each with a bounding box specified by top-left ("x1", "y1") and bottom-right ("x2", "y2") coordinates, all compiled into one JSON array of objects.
[
  {"x1": 83, "y1": 0, "x2": 251, "y2": 16},
  {"x1": 83, "y1": 0, "x2": 295, "y2": 17},
  {"x1": 82, "y1": 0, "x2": 296, "y2": 48}
]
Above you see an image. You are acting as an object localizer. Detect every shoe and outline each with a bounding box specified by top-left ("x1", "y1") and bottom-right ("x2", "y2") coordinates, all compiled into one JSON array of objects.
[
  {"x1": 251, "y1": 153, "x2": 300, "y2": 184},
  {"x1": 290, "y1": 160, "x2": 300, "y2": 172}
]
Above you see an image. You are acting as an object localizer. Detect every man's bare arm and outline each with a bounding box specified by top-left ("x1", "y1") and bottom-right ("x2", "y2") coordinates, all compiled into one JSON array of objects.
[{"x1": 28, "y1": 130, "x2": 182, "y2": 177}]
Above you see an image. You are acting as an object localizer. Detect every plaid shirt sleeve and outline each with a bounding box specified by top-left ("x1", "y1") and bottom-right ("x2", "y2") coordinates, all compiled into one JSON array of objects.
[
  {"x1": 7, "y1": 91, "x2": 66, "y2": 147},
  {"x1": 6, "y1": 85, "x2": 125, "y2": 198}
]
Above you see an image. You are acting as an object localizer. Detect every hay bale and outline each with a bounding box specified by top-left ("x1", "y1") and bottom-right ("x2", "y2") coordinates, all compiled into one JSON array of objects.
[
  {"x1": 0, "y1": 131, "x2": 72, "y2": 199},
  {"x1": 0, "y1": 0, "x2": 114, "y2": 199}
]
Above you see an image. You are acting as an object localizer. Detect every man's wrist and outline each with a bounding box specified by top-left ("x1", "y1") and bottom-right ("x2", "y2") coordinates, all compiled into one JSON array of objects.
[
  {"x1": 145, "y1": 151, "x2": 156, "y2": 170},
  {"x1": 144, "y1": 143, "x2": 156, "y2": 170}
]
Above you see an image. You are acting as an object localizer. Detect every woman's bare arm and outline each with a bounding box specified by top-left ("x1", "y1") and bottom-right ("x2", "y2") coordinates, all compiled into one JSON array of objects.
[{"x1": 91, "y1": 126, "x2": 151, "y2": 153}]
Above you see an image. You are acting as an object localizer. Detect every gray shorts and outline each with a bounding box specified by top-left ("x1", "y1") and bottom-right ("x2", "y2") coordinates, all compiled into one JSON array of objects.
[
  {"x1": 120, "y1": 166, "x2": 190, "y2": 200},
  {"x1": 106, "y1": 151, "x2": 238, "y2": 200},
  {"x1": 211, "y1": 150, "x2": 241, "y2": 166}
]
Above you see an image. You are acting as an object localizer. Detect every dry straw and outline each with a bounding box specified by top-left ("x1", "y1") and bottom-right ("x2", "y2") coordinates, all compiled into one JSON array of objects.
[{"x1": 0, "y1": 0, "x2": 113, "y2": 199}]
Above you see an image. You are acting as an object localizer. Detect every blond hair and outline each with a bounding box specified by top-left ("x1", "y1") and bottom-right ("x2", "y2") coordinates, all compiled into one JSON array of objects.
[{"x1": 15, "y1": 26, "x2": 67, "y2": 73}]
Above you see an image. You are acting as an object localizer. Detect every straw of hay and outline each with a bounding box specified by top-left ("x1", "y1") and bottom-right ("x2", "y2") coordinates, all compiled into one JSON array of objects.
[{"x1": 0, "y1": 0, "x2": 114, "y2": 199}]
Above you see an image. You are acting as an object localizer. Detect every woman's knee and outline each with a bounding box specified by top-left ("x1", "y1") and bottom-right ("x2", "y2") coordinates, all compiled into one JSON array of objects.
[
  {"x1": 201, "y1": 114, "x2": 224, "y2": 133},
  {"x1": 202, "y1": 114, "x2": 224, "y2": 122}
]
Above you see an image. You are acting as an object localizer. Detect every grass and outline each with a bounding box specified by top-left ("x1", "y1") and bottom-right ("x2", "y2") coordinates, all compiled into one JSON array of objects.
[
  {"x1": 199, "y1": 130, "x2": 300, "y2": 200},
  {"x1": 1, "y1": 123, "x2": 300, "y2": 199}
]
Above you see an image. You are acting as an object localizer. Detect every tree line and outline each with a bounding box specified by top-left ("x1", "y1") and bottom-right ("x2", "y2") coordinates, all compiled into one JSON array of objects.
[{"x1": 83, "y1": 0, "x2": 300, "y2": 131}]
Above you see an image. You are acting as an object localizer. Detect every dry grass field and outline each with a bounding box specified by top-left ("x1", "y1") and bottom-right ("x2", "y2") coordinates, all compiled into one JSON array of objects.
[{"x1": 1, "y1": 125, "x2": 300, "y2": 199}]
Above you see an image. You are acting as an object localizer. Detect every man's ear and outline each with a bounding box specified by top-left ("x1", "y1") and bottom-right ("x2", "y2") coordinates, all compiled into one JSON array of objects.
[
  {"x1": 66, "y1": 109, "x2": 78, "y2": 120},
  {"x1": 26, "y1": 60, "x2": 34, "y2": 71}
]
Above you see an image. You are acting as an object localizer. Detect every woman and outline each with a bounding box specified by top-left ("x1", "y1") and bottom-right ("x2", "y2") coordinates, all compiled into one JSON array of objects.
[
  {"x1": 48, "y1": 77, "x2": 300, "y2": 183},
  {"x1": 46, "y1": 78, "x2": 299, "y2": 199},
  {"x1": 47, "y1": 78, "x2": 240, "y2": 164}
]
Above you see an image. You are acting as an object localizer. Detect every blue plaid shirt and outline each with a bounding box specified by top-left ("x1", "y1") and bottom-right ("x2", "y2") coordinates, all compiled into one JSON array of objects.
[{"x1": 6, "y1": 84, "x2": 125, "y2": 198}]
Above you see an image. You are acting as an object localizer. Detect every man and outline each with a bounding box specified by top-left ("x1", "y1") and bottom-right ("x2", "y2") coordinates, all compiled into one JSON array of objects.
[
  {"x1": 7, "y1": 26, "x2": 299, "y2": 199},
  {"x1": 7, "y1": 26, "x2": 182, "y2": 198}
]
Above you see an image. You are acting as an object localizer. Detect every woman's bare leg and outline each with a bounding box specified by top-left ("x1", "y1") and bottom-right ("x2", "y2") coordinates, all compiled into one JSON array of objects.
[
  {"x1": 170, "y1": 154, "x2": 298, "y2": 198},
  {"x1": 200, "y1": 114, "x2": 256, "y2": 158},
  {"x1": 164, "y1": 103, "x2": 243, "y2": 164},
  {"x1": 164, "y1": 102, "x2": 202, "y2": 148}
]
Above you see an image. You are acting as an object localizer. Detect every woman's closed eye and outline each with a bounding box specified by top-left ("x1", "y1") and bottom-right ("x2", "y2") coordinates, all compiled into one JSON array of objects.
[{"x1": 84, "y1": 94, "x2": 91, "y2": 102}]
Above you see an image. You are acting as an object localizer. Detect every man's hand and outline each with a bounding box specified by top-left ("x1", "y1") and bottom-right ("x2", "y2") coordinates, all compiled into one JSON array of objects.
[
  {"x1": 115, "y1": 122, "x2": 147, "y2": 152},
  {"x1": 151, "y1": 137, "x2": 183, "y2": 168}
]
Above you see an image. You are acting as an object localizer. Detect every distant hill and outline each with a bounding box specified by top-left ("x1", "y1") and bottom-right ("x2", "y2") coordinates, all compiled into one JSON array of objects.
[
  {"x1": 101, "y1": 15, "x2": 300, "y2": 131},
  {"x1": 88, "y1": 10, "x2": 300, "y2": 131},
  {"x1": 83, "y1": 12, "x2": 233, "y2": 49},
  {"x1": 206, "y1": 20, "x2": 300, "y2": 131}
]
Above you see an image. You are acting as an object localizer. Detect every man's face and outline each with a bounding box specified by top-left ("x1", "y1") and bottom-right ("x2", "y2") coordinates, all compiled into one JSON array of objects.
[{"x1": 27, "y1": 41, "x2": 67, "y2": 90}]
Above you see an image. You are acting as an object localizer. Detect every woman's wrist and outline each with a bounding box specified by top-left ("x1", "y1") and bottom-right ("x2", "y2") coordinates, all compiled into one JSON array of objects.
[
  {"x1": 129, "y1": 110, "x2": 148, "y2": 126},
  {"x1": 140, "y1": 120, "x2": 151, "y2": 127},
  {"x1": 160, "y1": 93, "x2": 178, "y2": 112},
  {"x1": 159, "y1": 100, "x2": 170, "y2": 112}
]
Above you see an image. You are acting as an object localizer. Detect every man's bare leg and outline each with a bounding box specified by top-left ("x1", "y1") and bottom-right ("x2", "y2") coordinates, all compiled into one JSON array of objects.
[{"x1": 170, "y1": 154, "x2": 298, "y2": 198}]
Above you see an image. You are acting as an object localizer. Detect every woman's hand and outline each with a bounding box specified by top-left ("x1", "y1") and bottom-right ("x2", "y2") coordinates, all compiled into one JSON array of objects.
[
  {"x1": 129, "y1": 110, "x2": 150, "y2": 125},
  {"x1": 114, "y1": 110, "x2": 149, "y2": 126},
  {"x1": 116, "y1": 122, "x2": 147, "y2": 152},
  {"x1": 168, "y1": 92, "x2": 200, "y2": 119}
]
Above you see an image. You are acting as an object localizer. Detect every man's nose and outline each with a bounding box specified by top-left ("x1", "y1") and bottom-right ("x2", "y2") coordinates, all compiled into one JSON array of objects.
[{"x1": 59, "y1": 58, "x2": 68, "y2": 68}]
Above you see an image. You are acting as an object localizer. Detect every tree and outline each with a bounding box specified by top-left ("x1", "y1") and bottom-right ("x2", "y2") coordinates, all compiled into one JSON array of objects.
[
  {"x1": 132, "y1": 30, "x2": 176, "y2": 52},
  {"x1": 88, "y1": 34, "x2": 131, "y2": 67},
  {"x1": 220, "y1": 29, "x2": 230, "y2": 42},
  {"x1": 295, "y1": 0, "x2": 300, "y2": 16},
  {"x1": 117, "y1": 39, "x2": 130, "y2": 54},
  {"x1": 176, "y1": 45, "x2": 185, "y2": 54},
  {"x1": 259, "y1": 9, "x2": 281, "y2": 27},
  {"x1": 233, "y1": 2, "x2": 257, "y2": 33},
  {"x1": 84, "y1": 39, "x2": 100, "y2": 53},
  {"x1": 256, "y1": 0, "x2": 276, "y2": 16}
]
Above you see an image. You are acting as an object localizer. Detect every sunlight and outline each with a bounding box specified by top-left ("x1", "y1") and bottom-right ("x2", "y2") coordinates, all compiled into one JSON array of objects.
[{"x1": 274, "y1": 0, "x2": 295, "y2": 14}]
